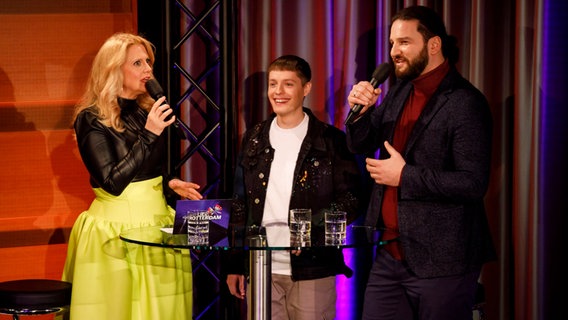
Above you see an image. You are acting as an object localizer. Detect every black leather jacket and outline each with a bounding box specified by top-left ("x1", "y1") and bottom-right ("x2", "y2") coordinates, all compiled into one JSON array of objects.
[
  {"x1": 228, "y1": 108, "x2": 363, "y2": 280},
  {"x1": 74, "y1": 98, "x2": 170, "y2": 196}
]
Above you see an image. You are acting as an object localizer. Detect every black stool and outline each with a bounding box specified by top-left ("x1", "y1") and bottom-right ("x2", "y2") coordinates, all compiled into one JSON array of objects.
[{"x1": 0, "y1": 279, "x2": 72, "y2": 320}]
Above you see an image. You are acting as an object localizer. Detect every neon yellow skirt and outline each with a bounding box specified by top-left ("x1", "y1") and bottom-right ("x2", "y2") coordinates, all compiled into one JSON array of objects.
[{"x1": 62, "y1": 177, "x2": 192, "y2": 320}]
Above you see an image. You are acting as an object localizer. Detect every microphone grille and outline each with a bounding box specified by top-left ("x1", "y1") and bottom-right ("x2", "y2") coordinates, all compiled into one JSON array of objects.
[
  {"x1": 371, "y1": 62, "x2": 392, "y2": 83},
  {"x1": 145, "y1": 79, "x2": 164, "y2": 99}
]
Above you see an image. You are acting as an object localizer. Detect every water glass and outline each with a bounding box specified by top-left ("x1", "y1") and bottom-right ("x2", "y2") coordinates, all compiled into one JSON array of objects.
[
  {"x1": 289, "y1": 208, "x2": 311, "y2": 247},
  {"x1": 184, "y1": 210, "x2": 210, "y2": 245},
  {"x1": 325, "y1": 211, "x2": 347, "y2": 245}
]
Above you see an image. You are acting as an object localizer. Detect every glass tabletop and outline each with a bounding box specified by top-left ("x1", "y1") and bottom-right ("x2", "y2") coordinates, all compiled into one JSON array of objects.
[{"x1": 119, "y1": 224, "x2": 396, "y2": 250}]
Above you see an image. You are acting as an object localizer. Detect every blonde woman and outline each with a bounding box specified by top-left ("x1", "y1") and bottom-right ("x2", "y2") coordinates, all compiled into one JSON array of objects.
[{"x1": 62, "y1": 32, "x2": 202, "y2": 320}]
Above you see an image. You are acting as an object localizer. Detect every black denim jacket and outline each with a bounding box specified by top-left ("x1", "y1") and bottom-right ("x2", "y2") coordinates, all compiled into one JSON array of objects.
[{"x1": 228, "y1": 108, "x2": 363, "y2": 281}]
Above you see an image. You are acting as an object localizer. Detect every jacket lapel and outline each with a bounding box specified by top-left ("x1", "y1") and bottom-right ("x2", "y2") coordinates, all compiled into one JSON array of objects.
[{"x1": 403, "y1": 70, "x2": 457, "y2": 155}]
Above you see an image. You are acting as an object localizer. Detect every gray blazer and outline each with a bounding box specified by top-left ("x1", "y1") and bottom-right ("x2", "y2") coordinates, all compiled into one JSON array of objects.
[{"x1": 346, "y1": 66, "x2": 497, "y2": 278}]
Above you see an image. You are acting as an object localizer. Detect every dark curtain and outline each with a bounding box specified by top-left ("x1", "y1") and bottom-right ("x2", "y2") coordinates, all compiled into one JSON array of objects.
[{"x1": 235, "y1": 0, "x2": 567, "y2": 319}]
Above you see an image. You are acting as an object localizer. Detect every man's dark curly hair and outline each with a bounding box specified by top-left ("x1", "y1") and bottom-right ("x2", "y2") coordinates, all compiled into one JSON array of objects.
[{"x1": 392, "y1": 5, "x2": 459, "y2": 65}]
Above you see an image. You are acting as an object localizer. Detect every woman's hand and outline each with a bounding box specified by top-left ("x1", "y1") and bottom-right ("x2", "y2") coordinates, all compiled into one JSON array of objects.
[
  {"x1": 168, "y1": 178, "x2": 203, "y2": 200},
  {"x1": 145, "y1": 96, "x2": 176, "y2": 135}
]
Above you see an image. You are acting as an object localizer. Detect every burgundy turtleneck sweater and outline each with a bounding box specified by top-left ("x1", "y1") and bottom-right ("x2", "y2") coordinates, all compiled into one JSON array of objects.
[{"x1": 382, "y1": 59, "x2": 450, "y2": 260}]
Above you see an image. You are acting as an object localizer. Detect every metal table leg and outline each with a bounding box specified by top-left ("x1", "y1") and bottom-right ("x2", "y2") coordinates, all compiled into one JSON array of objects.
[{"x1": 248, "y1": 235, "x2": 271, "y2": 320}]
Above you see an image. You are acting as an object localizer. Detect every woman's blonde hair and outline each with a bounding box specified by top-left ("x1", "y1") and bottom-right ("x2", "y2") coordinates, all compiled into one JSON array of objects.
[{"x1": 74, "y1": 32, "x2": 156, "y2": 131}]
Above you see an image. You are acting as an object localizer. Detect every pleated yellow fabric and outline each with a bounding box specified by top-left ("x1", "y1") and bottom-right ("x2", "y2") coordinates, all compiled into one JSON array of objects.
[{"x1": 62, "y1": 177, "x2": 192, "y2": 320}]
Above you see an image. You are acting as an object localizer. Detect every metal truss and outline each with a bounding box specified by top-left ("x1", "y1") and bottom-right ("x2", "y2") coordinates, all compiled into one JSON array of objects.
[{"x1": 158, "y1": 0, "x2": 238, "y2": 319}]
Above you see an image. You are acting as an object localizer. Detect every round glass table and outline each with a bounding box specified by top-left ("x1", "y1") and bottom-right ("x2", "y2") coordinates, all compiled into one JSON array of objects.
[{"x1": 120, "y1": 225, "x2": 395, "y2": 320}]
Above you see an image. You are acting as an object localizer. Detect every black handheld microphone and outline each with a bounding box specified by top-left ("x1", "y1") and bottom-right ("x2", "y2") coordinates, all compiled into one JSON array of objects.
[
  {"x1": 344, "y1": 62, "x2": 392, "y2": 125},
  {"x1": 145, "y1": 78, "x2": 174, "y2": 121},
  {"x1": 145, "y1": 79, "x2": 187, "y2": 139}
]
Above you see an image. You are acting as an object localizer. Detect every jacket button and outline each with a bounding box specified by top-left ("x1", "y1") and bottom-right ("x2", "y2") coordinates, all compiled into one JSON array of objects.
[
  {"x1": 314, "y1": 160, "x2": 319, "y2": 167},
  {"x1": 254, "y1": 198, "x2": 260, "y2": 204},
  {"x1": 264, "y1": 148, "x2": 270, "y2": 153},
  {"x1": 259, "y1": 173, "x2": 264, "y2": 179}
]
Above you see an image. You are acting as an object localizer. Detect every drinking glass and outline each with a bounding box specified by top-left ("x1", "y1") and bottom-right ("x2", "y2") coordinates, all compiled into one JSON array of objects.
[
  {"x1": 184, "y1": 210, "x2": 210, "y2": 245},
  {"x1": 325, "y1": 211, "x2": 347, "y2": 245},
  {"x1": 289, "y1": 208, "x2": 311, "y2": 247}
]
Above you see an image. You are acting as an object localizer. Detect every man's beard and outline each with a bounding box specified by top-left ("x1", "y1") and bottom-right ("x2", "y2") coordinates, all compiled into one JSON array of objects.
[{"x1": 394, "y1": 44, "x2": 429, "y2": 81}]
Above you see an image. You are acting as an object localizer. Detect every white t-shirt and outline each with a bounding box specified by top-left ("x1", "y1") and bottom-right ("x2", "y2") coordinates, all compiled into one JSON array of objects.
[{"x1": 262, "y1": 113, "x2": 309, "y2": 275}]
